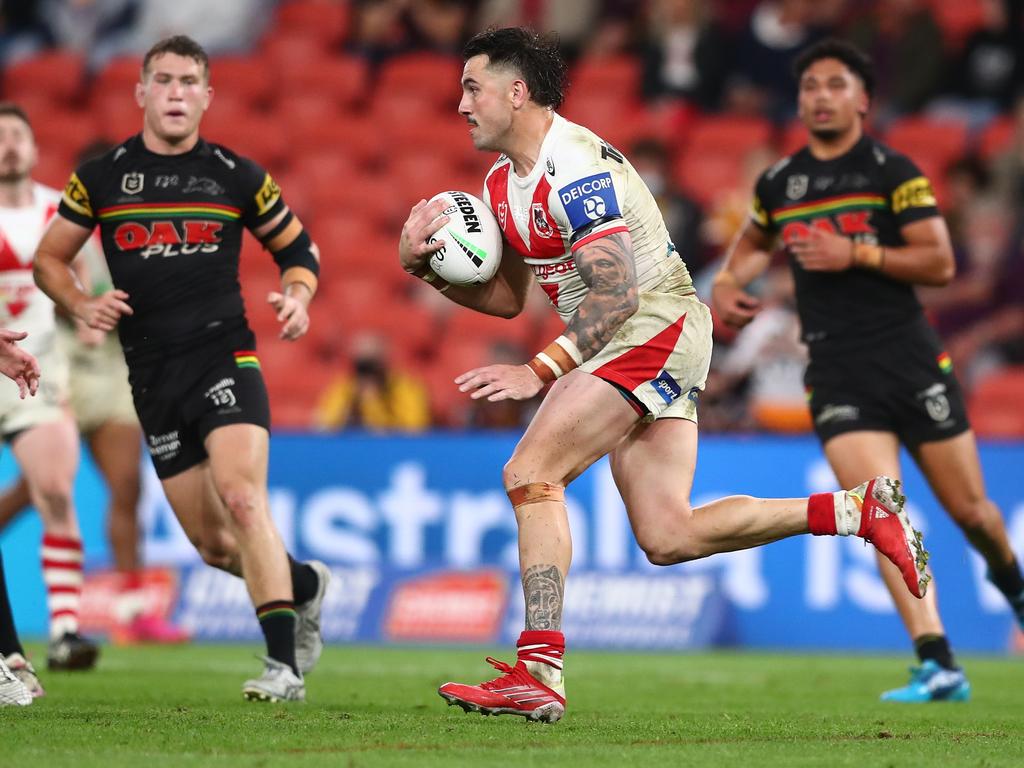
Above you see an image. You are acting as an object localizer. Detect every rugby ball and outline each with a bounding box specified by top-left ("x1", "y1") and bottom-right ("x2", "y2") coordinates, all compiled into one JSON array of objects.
[{"x1": 426, "y1": 190, "x2": 502, "y2": 285}]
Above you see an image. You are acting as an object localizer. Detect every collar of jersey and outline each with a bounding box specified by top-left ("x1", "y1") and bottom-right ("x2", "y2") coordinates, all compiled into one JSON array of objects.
[{"x1": 508, "y1": 112, "x2": 565, "y2": 187}]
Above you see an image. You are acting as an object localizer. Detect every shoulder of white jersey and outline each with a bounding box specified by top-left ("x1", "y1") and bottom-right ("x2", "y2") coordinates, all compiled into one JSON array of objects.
[{"x1": 34, "y1": 183, "x2": 62, "y2": 205}]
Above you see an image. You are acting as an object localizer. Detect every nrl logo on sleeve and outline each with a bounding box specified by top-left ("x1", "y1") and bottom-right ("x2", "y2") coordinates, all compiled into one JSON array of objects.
[
  {"x1": 785, "y1": 174, "x2": 808, "y2": 200},
  {"x1": 121, "y1": 172, "x2": 144, "y2": 195}
]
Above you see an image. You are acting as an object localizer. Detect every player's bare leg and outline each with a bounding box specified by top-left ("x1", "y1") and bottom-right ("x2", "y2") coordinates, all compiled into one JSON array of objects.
[
  {"x1": 914, "y1": 432, "x2": 1024, "y2": 626},
  {"x1": 160, "y1": 463, "x2": 242, "y2": 576},
  {"x1": 824, "y1": 432, "x2": 967, "y2": 702},
  {"x1": 12, "y1": 419, "x2": 98, "y2": 670},
  {"x1": 440, "y1": 373, "x2": 929, "y2": 722}
]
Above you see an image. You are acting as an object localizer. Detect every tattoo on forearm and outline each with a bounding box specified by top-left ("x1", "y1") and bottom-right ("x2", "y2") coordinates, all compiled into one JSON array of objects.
[
  {"x1": 565, "y1": 231, "x2": 638, "y2": 361},
  {"x1": 523, "y1": 564, "x2": 564, "y2": 630}
]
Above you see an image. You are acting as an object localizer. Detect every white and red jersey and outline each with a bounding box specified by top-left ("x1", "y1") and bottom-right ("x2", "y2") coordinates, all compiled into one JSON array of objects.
[
  {"x1": 483, "y1": 113, "x2": 693, "y2": 322},
  {"x1": 0, "y1": 184, "x2": 61, "y2": 358}
]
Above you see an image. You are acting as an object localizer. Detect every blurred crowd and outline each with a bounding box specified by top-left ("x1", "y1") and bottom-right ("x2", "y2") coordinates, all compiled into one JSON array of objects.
[{"x1": 1, "y1": 0, "x2": 1022, "y2": 434}]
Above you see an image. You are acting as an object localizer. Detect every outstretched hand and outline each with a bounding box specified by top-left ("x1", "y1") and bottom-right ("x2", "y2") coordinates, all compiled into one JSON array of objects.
[
  {"x1": 0, "y1": 329, "x2": 40, "y2": 399},
  {"x1": 455, "y1": 364, "x2": 545, "y2": 402},
  {"x1": 268, "y1": 291, "x2": 310, "y2": 340}
]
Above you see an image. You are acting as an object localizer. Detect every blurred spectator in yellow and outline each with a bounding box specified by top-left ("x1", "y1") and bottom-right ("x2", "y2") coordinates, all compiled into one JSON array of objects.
[
  {"x1": 314, "y1": 331, "x2": 431, "y2": 432},
  {"x1": 845, "y1": 0, "x2": 944, "y2": 122}
]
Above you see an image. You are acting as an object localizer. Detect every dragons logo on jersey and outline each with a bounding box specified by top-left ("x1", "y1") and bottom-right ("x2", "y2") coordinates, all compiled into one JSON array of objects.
[
  {"x1": 532, "y1": 203, "x2": 554, "y2": 237},
  {"x1": 121, "y1": 172, "x2": 144, "y2": 195}
]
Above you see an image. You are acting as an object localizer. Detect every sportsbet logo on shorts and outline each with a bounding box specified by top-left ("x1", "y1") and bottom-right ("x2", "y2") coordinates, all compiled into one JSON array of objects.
[{"x1": 558, "y1": 172, "x2": 620, "y2": 230}]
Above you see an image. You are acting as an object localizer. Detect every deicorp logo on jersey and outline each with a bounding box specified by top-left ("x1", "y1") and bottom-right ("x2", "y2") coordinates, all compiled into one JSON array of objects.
[{"x1": 558, "y1": 172, "x2": 620, "y2": 232}]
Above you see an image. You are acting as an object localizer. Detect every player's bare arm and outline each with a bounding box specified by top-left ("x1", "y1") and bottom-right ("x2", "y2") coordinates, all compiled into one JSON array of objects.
[
  {"x1": 252, "y1": 205, "x2": 320, "y2": 341},
  {"x1": 34, "y1": 216, "x2": 133, "y2": 332},
  {"x1": 712, "y1": 221, "x2": 774, "y2": 329},
  {"x1": 789, "y1": 216, "x2": 954, "y2": 286},
  {"x1": 457, "y1": 231, "x2": 639, "y2": 403},
  {"x1": 0, "y1": 329, "x2": 40, "y2": 399},
  {"x1": 562, "y1": 230, "x2": 639, "y2": 360},
  {"x1": 399, "y1": 199, "x2": 532, "y2": 318}
]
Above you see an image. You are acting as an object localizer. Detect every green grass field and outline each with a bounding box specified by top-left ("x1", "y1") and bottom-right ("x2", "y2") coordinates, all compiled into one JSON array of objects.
[{"x1": 6, "y1": 644, "x2": 1023, "y2": 767}]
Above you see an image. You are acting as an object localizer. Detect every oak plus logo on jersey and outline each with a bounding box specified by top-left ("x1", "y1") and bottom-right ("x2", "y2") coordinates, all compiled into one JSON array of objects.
[{"x1": 113, "y1": 220, "x2": 225, "y2": 258}]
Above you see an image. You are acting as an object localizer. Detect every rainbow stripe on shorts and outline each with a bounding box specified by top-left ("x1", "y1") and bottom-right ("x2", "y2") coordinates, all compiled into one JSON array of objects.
[
  {"x1": 937, "y1": 352, "x2": 953, "y2": 373},
  {"x1": 234, "y1": 350, "x2": 260, "y2": 370}
]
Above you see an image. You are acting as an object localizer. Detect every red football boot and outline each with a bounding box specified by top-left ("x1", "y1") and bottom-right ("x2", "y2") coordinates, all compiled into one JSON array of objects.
[
  {"x1": 439, "y1": 655, "x2": 566, "y2": 723},
  {"x1": 852, "y1": 476, "x2": 930, "y2": 598}
]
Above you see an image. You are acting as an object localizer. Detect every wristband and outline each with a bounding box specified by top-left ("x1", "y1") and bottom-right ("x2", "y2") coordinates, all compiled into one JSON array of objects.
[
  {"x1": 526, "y1": 336, "x2": 583, "y2": 384},
  {"x1": 409, "y1": 264, "x2": 450, "y2": 292},
  {"x1": 852, "y1": 243, "x2": 884, "y2": 270},
  {"x1": 712, "y1": 270, "x2": 740, "y2": 288}
]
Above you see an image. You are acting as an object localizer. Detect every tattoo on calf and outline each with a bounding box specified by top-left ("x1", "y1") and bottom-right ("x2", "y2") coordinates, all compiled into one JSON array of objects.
[
  {"x1": 565, "y1": 231, "x2": 638, "y2": 361},
  {"x1": 523, "y1": 564, "x2": 564, "y2": 630}
]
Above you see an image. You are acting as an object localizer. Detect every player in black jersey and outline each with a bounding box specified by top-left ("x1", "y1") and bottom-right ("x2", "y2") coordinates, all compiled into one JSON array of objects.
[
  {"x1": 713, "y1": 39, "x2": 1024, "y2": 702},
  {"x1": 33, "y1": 36, "x2": 329, "y2": 702}
]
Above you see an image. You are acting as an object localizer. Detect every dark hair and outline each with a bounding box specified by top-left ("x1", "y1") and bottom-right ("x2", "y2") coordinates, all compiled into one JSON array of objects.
[
  {"x1": 142, "y1": 35, "x2": 210, "y2": 80},
  {"x1": 0, "y1": 102, "x2": 32, "y2": 131},
  {"x1": 792, "y1": 38, "x2": 875, "y2": 98},
  {"x1": 463, "y1": 27, "x2": 568, "y2": 109}
]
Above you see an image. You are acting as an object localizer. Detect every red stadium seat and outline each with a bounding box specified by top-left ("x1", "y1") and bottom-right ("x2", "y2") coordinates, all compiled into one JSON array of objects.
[
  {"x1": 442, "y1": 307, "x2": 536, "y2": 350},
  {"x1": 685, "y1": 115, "x2": 773, "y2": 156},
  {"x1": 290, "y1": 114, "x2": 383, "y2": 167},
  {"x1": 968, "y1": 367, "x2": 1024, "y2": 438},
  {"x1": 925, "y1": 0, "x2": 985, "y2": 50},
  {"x1": 30, "y1": 107, "x2": 99, "y2": 165},
  {"x1": 978, "y1": 116, "x2": 1016, "y2": 159},
  {"x1": 778, "y1": 120, "x2": 808, "y2": 157},
  {"x1": 378, "y1": 54, "x2": 462, "y2": 106},
  {"x1": 571, "y1": 56, "x2": 641, "y2": 99},
  {"x1": 91, "y1": 90, "x2": 142, "y2": 142},
  {"x1": 203, "y1": 114, "x2": 289, "y2": 168},
  {"x1": 32, "y1": 149, "x2": 76, "y2": 190},
  {"x1": 93, "y1": 57, "x2": 143, "y2": 100},
  {"x1": 560, "y1": 92, "x2": 643, "y2": 152},
  {"x1": 279, "y1": 54, "x2": 369, "y2": 109},
  {"x1": 673, "y1": 148, "x2": 746, "y2": 207},
  {"x1": 381, "y1": 117, "x2": 478, "y2": 169},
  {"x1": 263, "y1": 32, "x2": 333, "y2": 73},
  {"x1": 208, "y1": 55, "x2": 273, "y2": 108},
  {"x1": 388, "y1": 153, "x2": 453, "y2": 207},
  {"x1": 884, "y1": 117, "x2": 968, "y2": 169},
  {"x1": 274, "y1": 0, "x2": 350, "y2": 46},
  {"x1": 4, "y1": 50, "x2": 87, "y2": 105}
]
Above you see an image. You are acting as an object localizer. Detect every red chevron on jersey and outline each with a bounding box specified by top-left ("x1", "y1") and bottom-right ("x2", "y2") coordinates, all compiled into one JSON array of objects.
[
  {"x1": 593, "y1": 311, "x2": 687, "y2": 388},
  {"x1": 486, "y1": 164, "x2": 529, "y2": 257},
  {"x1": 527, "y1": 176, "x2": 566, "y2": 258},
  {"x1": 0, "y1": 234, "x2": 23, "y2": 273}
]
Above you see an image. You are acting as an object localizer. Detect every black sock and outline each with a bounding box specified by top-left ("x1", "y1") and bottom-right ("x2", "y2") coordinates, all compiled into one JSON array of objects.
[
  {"x1": 988, "y1": 558, "x2": 1024, "y2": 601},
  {"x1": 0, "y1": 551, "x2": 25, "y2": 657},
  {"x1": 289, "y1": 556, "x2": 319, "y2": 606},
  {"x1": 915, "y1": 634, "x2": 956, "y2": 670},
  {"x1": 256, "y1": 600, "x2": 298, "y2": 676}
]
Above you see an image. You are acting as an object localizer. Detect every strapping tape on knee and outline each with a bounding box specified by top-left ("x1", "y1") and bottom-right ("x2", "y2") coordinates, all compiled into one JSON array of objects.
[{"x1": 507, "y1": 481, "x2": 565, "y2": 508}]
